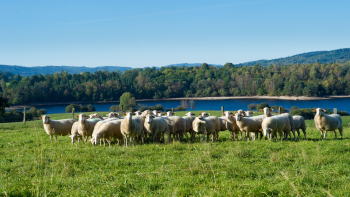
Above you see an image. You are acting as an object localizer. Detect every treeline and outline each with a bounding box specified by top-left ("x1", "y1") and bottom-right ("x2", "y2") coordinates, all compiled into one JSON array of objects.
[
  {"x1": 0, "y1": 107, "x2": 47, "y2": 123},
  {"x1": 2, "y1": 61, "x2": 350, "y2": 105}
]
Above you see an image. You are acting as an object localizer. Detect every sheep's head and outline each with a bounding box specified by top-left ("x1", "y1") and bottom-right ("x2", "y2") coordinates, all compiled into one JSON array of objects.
[
  {"x1": 39, "y1": 115, "x2": 51, "y2": 124},
  {"x1": 185, "y1": 112, "x2": 195, "y2": 116},
  {"x1": 260, "y1": 127, "x2": 273, "y2": 137},
  {"x1": 222, "y1": 111, "x2": 234, "y2": 117},
  {"x1": 76, "y1": 114, "x2": 87, "y2": 123},
  {"x1": 314, "y1": 108, "x2": 326, "y2": 116},
  {"x1": 125, "y1": 112, "x2": 133, "y2": 119},
  {"x1": 145, "y1": 114, "x2": 155, "y2": 125},
  {"x1": 263, "y1": 107, "x2": 273, "y2": 117},
  {"x1": 235, "y1": 111, "x2": 245, "y2": 121},
  {"x1": 134, "y1": 111, "x2": 142, "y2": 116},
  {"x1": 245, "y1": 111, "x2": 254, "y2": 116},
  {"x1": 90, "y1": 113, "x2": 103, "y2": 119},
  {"x1": 106, "y1": 112, "x2": 118, "y2": 118},
  {"x1": 166, "y1": 111, "x2": 175, "y2": 117}
]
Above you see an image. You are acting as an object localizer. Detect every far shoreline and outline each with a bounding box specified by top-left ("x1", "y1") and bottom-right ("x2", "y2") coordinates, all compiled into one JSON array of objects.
[{"x1": 6, "y1": 95, "x2": 350, "y2": 110}]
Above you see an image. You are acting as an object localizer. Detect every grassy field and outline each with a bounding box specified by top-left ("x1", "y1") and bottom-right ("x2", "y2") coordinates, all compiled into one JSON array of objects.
[{"x1": 1, "y1": 111, "x2": 350, "y2": 196}]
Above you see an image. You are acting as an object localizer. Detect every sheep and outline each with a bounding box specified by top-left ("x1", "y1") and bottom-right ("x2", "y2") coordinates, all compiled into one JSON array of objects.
[
  {"x1": 192, "y1": 116, "x2": 220, "y2": 142},
  {"x1": 235, "y1": 110, "x2": 264, "y2": 141},
  {"x1": 198, "y1": 112, "x2": 210, "y2": 118},
  {"x1": 260, "y1": 115, "x2": 292, "y2": 141},
  {"x1": 106, "y1": 112, "x2": 122, "y2": 119},
  {"x1": 162, "y1": 115, "x2": 187, "y2": 142},
  {"x1": 220, "y1": 111, "x2": 241, "y2": 141},
  {"x1": 69, "y1": 122, "x2": 82, "y2": 144},
  {"x1": 293, "y1": 115, "x2": 307, "y2": 140},
  {"x1": 183, "y1": 112, "x2": 196, "y2": 142},
  {"x1": 90, "y1": 119, "x2": 124, "y2": 147},
  {"x1": 261, "y1": 107, "x2": 295, "y2": 140},
  {"x1": 164, "y1": 111, "x2": 176, "y2": 117},
  {"x1": 262, "y1": 107, "x2": 274, "y2": 117},
  {"x1": 121, "y1": 112, "x2": 144, "y2": 147},
  {"x1": 141, "y1": 110, "x2": 155, "y2": 116},
  {"x1": 244, "y1": 111, "x2": 254, "y2": 117},
  {"x1": 134, "y1": 111, "x2": 142, "y2": 116},
  {"x1": 89, "y1": 113, "x2": 107, "y2": 120},
  {"x1": 40, "y1": 115, "x2": 76, "y2": 142},
  {"x1": 152, "y1": 110, "x2": 162, "y2": 117},
  {"x1": 77, "y1": 113, "x2": 101, "y2": 142},
  {"x1": 144, "y1": 114, "x2": 170, "y2": 143},
  {"x1": 314, "y1": 108, "x2": 343, "y2": 140}
]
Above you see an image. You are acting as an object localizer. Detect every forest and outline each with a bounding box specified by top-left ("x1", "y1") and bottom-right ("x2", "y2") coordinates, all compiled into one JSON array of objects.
[{"x1": 1, "y1": 61, "x2": 350, "y2": 106}]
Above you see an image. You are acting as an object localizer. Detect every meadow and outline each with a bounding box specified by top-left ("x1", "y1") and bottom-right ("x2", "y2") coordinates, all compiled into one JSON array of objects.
[{"x1": 1, "y1": 111, "x2": 350, "y2": 196}]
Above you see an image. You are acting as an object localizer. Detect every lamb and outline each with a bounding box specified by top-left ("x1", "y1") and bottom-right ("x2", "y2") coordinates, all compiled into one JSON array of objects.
[
  {"x1": 293, "y1": 115, "x2": 307, "y2": 140},
  {"x1": 121, "y1": 112, "x2": 144, "y2": 147},
  {"x1": 69, "y1": 122, "x2": 82, "y2": 144},
  {"x1": 77, "y1": 113, "x2": 101, "y2": 142},
  {"x1": 182, "y1": 112, "x2": 197, "y2": 142},
  {"x1": 40, "y1": 115, "x2": 76, "y2": 142},
  {"x1": 260, "y1": 115, "x2": 292, "y2": 141},
  {"x1": 314, "y1": 108, "x2": 343, "y2": 140},
  {"x1": 90, "y1": 119, "x2": 124, "y2": 147},
  {"x1": 235, "y1": 110, "x2": 264, "y2": 141},
  {"x1": 192, "y1": 116, "x2": 220, "y2": 142},
  {"x1": 144, "y1": 114, "x2": 170, "y2": 143},
  {"x1": 220, "y1": 111, "x2": 241, "y2": 141}
]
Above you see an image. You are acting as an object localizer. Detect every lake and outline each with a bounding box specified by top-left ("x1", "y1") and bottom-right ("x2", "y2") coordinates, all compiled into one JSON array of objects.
[{"x1": 14, "y1": 98, "x2": 350, "y2": 114}]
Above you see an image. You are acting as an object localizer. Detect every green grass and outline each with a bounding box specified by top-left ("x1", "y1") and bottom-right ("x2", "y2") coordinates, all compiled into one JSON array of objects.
[{"x1": 1, "y1": 111, "x2": 350, "y2": 196}]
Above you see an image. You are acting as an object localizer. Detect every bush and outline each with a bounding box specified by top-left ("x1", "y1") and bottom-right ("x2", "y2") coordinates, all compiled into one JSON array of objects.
[
  {"x1": 290, "y1": 108, "x2": 315, "y2": 120},
  {"x1": 110, "y1": 105, "x2": 119, "y2": 112},
  {"x1": 65, "y1": 104, "x2": 96, "y2": 113},
  {"x1": 138, "y1": 104, "x2": 164, "y2": 112},
  {"x1": 257, "y1": 103, "x2": 270, "y2": 111},
  {"x1": 248, "y1": 103, "x2": 258, "y2": 111},
  {"x1": 338, "y1": 111, "x2": 350, "y2": 116},
  {"x1": 174, "y1": 106, "x2": 187, "y2": 111},
  {"x1": 0, "y1": 109, "x2": 34, "y2": 123},
  {"x1": 39, "y1": 109, "x2": 47, "y2": 115},
  {"x1": 290, "y1": 106, "x2": 299, "y2": 112}
]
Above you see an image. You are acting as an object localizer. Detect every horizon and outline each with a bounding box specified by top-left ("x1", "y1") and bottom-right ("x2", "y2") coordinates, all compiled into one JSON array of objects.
[{"x1": 1, "y1": 0, "x2": 350, "y2": 68}]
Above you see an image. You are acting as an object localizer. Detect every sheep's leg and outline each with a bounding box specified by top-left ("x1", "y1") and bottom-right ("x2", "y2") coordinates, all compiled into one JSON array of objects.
[
  {"x1": 50, "y1": 135, "x2": 53, "y2": 143},
  {"x1": 240, "y1": 131, "x2": 243, "y2": 140},
  {"x1": 302, "y1": 129, "x2": 307, "y2": 140},
  {"x1": 323, "y1": 131, "x2": 327, "y2": 139},
  {"x1": 245, "y1": 131, "x2": 249, "y2": 141},
  {"x1": 296, "y1": 129, "x2": 300, "y2": 140},
  {"x1": 107, "y1": 137, "x2": 111, "y2": 148},
  {"x1": 54, "y1": 135, "x2": 57, "y2": 142},
  {"x1": 339, "y1": 128, "x2": 343, "y2": 140}
]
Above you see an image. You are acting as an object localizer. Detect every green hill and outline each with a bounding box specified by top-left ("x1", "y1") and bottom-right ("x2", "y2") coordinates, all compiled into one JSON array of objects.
[{"x1": 235, "y1": 48, "x2": 350, "y2": 66}]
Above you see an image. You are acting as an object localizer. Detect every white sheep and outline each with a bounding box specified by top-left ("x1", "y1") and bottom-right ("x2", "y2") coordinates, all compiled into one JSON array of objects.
[
  {"x1": 260, "y1": 115, "x2": 292, "y2": 140},
  {"x1": 235, "y1": 110, "x2": 263, "y2": 141},
  {"x1": 134, "y1": 111, "x2": 142, "y2": 116},
  {"x1": 40, "y1": 115, "x2": 76, "y2": 142},
  {"x1": 121, "y1": 112, "x2": 144, "y2": 147},
  {"x1": 314, "y1": 108, "x2": 343, "y2": 140},
  {"x1": 89, "y1": 113, "x2": 106, "y2": 120},
  {"x1": 192, "y1": 116, "x2": 220, "y2": 142},
  {"x1": 69, "y1": 122, "x2": 82, "y2": 144},
  {"x1": 141, "y1": 110, "x2": 155, "y2": 116},
  {"x1": 77, "y1": 113, "x2": 101, "y2": 142},
  {"x1": 220, "y1": 111, "x2": 241, "y2": 141},
  {"x1": 144, "y1": 114, "x2": 170, "y2": 143},
  {"x1": 261, "y1": 108, "x2": 296, "y2": 140},
  {"x1": 183, "y1": 112, "x2": 196, "y2": 142},
  {"x1": 244, "y1": 111, "x2": 254, "y2": 117},
  {"x1": 262, "y1": 107, "x2": 274, "y2": 117},
  {"x1": 198, "y1": 112, "x2": 210, "y2": 118},
  {"x1": 106, "y1": 112, "x2": 122, "y2": 118},
  {"x1": 293, "y1": 115, "x2": 306, "y2": 140},
  {"x1": 91, "y1": 119, "x2": 124, "y2": 147}
]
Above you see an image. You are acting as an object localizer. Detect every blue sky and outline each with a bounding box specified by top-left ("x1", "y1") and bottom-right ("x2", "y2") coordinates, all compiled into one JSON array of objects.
[{"x1": 1, "y1": 0, "x2": 349, "y2": 68}]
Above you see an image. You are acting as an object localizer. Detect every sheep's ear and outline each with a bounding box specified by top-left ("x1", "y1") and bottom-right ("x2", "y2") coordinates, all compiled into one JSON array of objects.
[
  {"x1": 270, "y1": 108, "x2": 273, "y2": 111},
  {"x1": 76, "y1": 115, "x2": 79, "y2": 118},
  {"x1": 269, "y1": 128, "x2": 273, "y2": 131},
  {"x1": 172, "y1": 112, "x2": 175, "y2": 114},
  {"x1": 198, "y1": 113, "x2": 201, "y2": 115},
  {"x1": 235, "y1": 111, "x2": 238, "y2": 113},
  {"x1": 123, "y1": 113, "x2": 126, "y2": 115},
  {"x1": 231, "y1": 114, "x2": 234, "y2": 117},
  {"x1": 222, "y1": 113, "x2": 225, "y2": 116},
  {"x1": 106, "y1": 114, "x2": 109, "y2": 116},
  {"x1": 312, "y1": 109, "x2": 316, "y2": 112},
  {"x1": 251, "y1": 112, "x2": 254, "y2": 114},
  {"x1": 260, "y1": 109, "x2": 263, "y2": 111},
  {"x1": 322, "y1": 109, "x2": 326, "y2": 112},
  {"x1": 259, "y1": 128, "x2": 262, "y2": 131},
  {"x1": 143, "y1": 116, "x2": 146, "y2": 119},
  {"x1": 39, "y1": 117, "x2": 42, "y2": 119}
]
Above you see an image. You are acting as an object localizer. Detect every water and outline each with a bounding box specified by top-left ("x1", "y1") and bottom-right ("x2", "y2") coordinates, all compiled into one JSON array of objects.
[{"x1": 12, "y1": 98, "x2": 350, "y2": 114}]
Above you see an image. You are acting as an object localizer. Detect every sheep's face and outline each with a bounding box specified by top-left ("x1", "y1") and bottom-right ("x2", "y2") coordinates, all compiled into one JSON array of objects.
[
  {"x1": 125, "y1": 112, "x2": 132, "y2": 119},
  {"x1": 201, "y1": 112, "x2": 210, "y2": 117},
  {"x1": 315, "y1": 108, "x2": 325, "y2": 116},
  {"x1": 145, "y1": 115, "x2": 154, "y2": 125},
  {"x1": 90, "y1": 114, "x2": 102, "y2": 119},
  {"x1": 261, "y1": 127, "x2": 271, "y2": 137},
  {"x1": 166, "y1": 111, "x2": 175, "y2": 117},
  {"x1": 245, "y1": 111, "x2": 253, "y2": 116},
  {"x1": 235, "y1": 111, "x2": 244, "y2": 121},
  {"x1": 134, "y1": 111, "x2": 142, "y2": 116},
  {"x1": 77, "y1": 114, "x2": 87, "y2": 123},
  {"x1": 223, "y1": 111, "x2": 234, "y2": 117},
  {"x1": 41, "y1": 115, "x2": 51, "y2": 124},
  {"x1": 106, "y1": 112, "x2": 117, "y2": 118}
]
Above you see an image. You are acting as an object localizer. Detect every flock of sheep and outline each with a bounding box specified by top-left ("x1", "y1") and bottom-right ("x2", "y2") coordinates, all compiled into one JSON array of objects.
[{"x1": 40, "y1": 107, "x2": 344, "y2": 147}]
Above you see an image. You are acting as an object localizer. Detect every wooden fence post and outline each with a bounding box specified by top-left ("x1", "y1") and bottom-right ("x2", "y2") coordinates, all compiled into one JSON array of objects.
[
  {"x1": 72, "y1": 108, "x2": 75, "y2": 119},
  {"x1": 221, "y1": 106, "x2": 224, "y2": 114},
  {"x1": 172, "y1": 107, "x2": 174, "y2": 113},
  {"x1": 334, "y1": 108, "x2": 338, "y2": 114},
  {"x1": 23, "y1": 107, "x2": 26, "y2": 126}
]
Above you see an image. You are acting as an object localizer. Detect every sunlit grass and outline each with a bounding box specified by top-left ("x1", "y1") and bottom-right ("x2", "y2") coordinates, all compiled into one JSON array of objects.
[{"x1": 0, "y1": 111, "x2": 350, "y2": 196}]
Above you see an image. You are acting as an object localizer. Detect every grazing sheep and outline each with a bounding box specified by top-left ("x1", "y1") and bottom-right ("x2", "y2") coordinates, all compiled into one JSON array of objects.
[
  {"x1": 235, "y1": 110, "x2": 263, "y2": 141},
  {"x1": 293, "y1": 115, "x2": 307, "y2": 140},
  {"x1": 69, "y1": 122, "x2": 82, "y2": 144},
  {"x1": 221, "y1": 111, "x2": 241, "y2": 141},
  {"x1": 121, "y1": 112, "x2": 144, "y2": 147},
  {"x1": 91, "y1": 119, "x2": 124, "y2": 147},
  {"x1": 260, "y1": 115, "x2": 292, "y2": 141},
  {"x1": 314, "y1": 108, "x2": 343, "y2": 140},
  {"x1": 40, "y1": 115, "x2": 76, "y2": 142},
  {"x1": 77, "y1": 114, "x2": 101, "y2": 142},
  {"x1": 162, "y1": 115, "x2": 187, "y2": 142},
  {"x1": 183, "y1": 112, "x2": 196, "y2": 142},
  {"x1": 192, "y1": 116, "x2": 220, "y2": 142},
  {"x1": 144, "y1": 115, "x2": 170, "y2": 143}
]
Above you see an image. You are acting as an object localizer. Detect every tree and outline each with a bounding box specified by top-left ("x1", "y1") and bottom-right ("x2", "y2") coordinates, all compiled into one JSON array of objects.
[
  {"x1": 110, "y1": 105, "x2": 119, "y2": 112},
  {"x1": 189, "y1": 100, "x2": 196, "y2": 110},
  {"x1": 0, "y1": 97, "x2": 9, "y2": 117},
  {"x1": 39, "y1": 109, "x2": 47, "y2": 115},
  {"x1": 248, "y1": 103, "x2": 258, "y2": 111},
  {"x1": 257, "y1": 103, "x2": 270, "y2": 111},
  {"x1": 119, "y1": 92, "x2": 137, "y2": 111}
]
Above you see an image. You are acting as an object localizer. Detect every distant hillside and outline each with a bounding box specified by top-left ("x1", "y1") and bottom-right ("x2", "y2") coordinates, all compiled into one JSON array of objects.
[
  {"x1": 0, "y1": 65, "x2": 133, "y2": 76},
  {"x1": 235, "y1": 48, "x2": 350, "y2": 67},
  {"x1": 164, "y1": 63, "x2": 223, "y2": 68}
]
